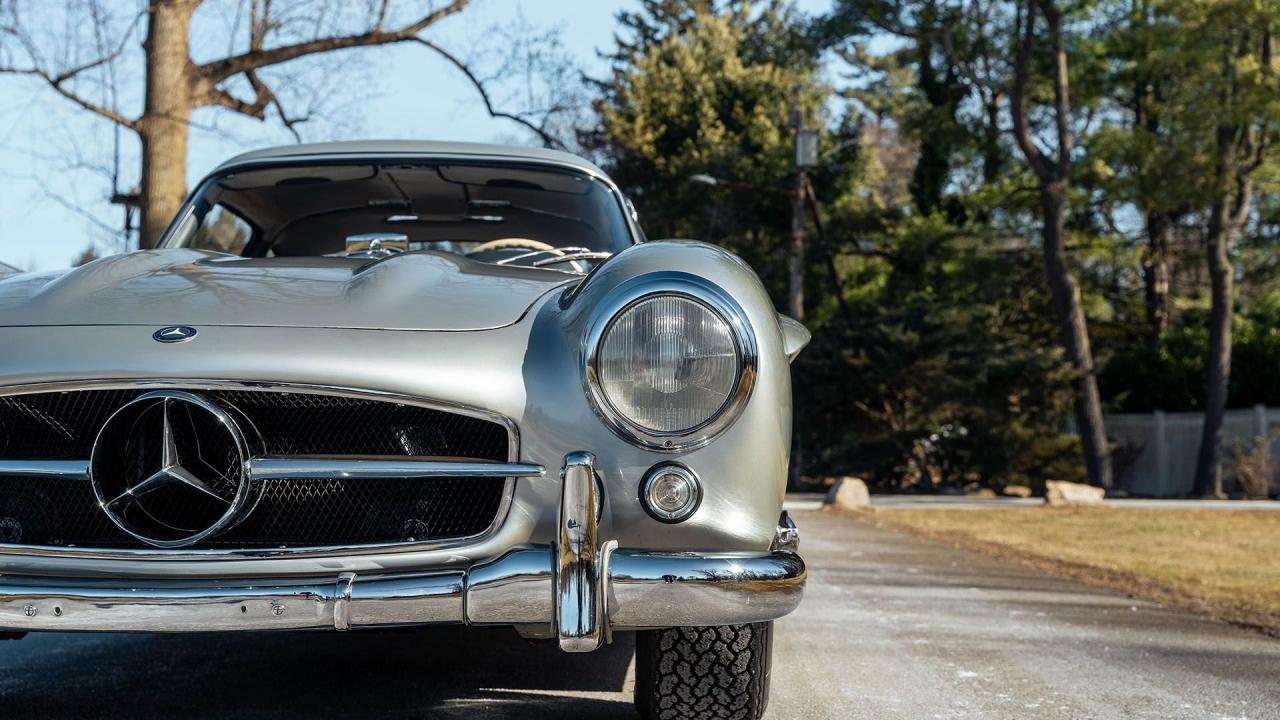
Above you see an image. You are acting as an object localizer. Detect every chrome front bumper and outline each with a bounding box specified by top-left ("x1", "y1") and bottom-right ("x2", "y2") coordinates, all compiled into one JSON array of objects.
[{"x1": 0, "y1": 453, "x2": 805, "y2": 652}]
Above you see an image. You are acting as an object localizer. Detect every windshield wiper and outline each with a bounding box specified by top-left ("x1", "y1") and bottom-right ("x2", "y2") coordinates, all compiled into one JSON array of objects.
[
  {"x1": 492, "y1": 246, "x2": 612, "y2": 274},
  {"x1": 494, "y1": 246, "x2": 591, "y2": 265},
  {"x1": 531, "y1": 252, "x2": 613, "y2": 268}
]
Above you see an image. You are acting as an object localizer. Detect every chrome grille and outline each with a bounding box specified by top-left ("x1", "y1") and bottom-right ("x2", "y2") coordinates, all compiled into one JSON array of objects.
[{"x1": 0, "y1": 386, "x2": 513, "y2": 551}]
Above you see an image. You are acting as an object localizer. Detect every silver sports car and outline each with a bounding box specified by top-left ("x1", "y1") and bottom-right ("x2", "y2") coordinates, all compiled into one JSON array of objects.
[{"x1": 0, "y1": 141, "x2": 809, "y2": 718}]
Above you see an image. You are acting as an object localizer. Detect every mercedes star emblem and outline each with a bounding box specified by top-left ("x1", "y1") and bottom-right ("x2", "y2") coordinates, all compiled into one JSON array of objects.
[
  {"x1": 89, "y1": 390, "x2": 256, "y2": 548},
  {"x1": 153, "y1": 326, "x2": 198, "y2": 343}
]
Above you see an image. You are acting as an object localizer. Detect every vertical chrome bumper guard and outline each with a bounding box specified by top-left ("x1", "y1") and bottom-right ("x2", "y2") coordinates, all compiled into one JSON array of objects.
[{"x1": 555, "y1": 451, "x2": 602, "y2": 652}]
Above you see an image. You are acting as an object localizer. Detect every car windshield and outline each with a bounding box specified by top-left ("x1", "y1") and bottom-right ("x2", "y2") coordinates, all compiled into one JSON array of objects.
[{"x1": 163, "y1": 161, "x2": 635, "y2": 270}]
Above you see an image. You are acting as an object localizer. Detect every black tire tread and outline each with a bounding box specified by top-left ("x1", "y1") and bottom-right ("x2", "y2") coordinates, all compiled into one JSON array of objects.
[{"x1": 634, "y1": 622, "x2": 773, "y2": 720}]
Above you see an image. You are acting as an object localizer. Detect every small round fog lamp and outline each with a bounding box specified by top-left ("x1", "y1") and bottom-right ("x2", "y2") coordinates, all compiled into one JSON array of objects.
[{"x1": 640, "y1": 464, "x2": 702, "y2": 523}]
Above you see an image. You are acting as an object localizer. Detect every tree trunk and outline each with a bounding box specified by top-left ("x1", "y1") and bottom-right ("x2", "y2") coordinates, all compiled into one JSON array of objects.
[
  {"x1": 1041, "y1": 184, "x2": 1114, "y2": 489},
  {"x1": 981, "y1": 97, "x2": 1002, "y2": 185},
  {"x1": 1142, "y1": 211, "x2": 1173, "y2": 353},
  {"x1": 1193, "y1": 197, "x2": 1235, "y2": 498},
  {"x1": 138, "y1": 0, "x2": 198, "y2": 249}
]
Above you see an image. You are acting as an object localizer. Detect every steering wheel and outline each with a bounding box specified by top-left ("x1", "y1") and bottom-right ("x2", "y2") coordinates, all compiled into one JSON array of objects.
[
  {"x1": 469, "y1": 238, "x2": 559, "y2": 254},
  {"x1": 468, "y1": 237, "x2": 586, "y2": 272}
]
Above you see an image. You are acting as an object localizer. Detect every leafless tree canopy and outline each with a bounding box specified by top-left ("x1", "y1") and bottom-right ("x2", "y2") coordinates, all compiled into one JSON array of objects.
[
  {"x1": 0, "y1": 0, "x2": 586, "y2": 248},
  {"x1": 0, "y1": 1, "x2": 484, "y2": 130}
]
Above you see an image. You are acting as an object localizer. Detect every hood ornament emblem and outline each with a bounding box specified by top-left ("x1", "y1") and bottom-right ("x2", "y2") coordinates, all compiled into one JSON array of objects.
[{"x1": 153, "y1": 326, "x2": 198, "y2": 343}]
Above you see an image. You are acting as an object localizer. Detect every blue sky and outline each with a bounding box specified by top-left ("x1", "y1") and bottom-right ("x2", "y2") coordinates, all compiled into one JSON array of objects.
[{"x1": 0, "y1": 0, "x2": 834, "y2": 271}]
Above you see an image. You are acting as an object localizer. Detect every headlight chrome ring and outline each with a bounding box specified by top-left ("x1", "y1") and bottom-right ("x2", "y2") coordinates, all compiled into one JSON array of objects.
[{"x1": 583, "y1": 273, "x2": 758, "y2": 452}]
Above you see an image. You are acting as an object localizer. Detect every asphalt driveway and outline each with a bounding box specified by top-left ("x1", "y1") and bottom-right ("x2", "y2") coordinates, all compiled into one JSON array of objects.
[{"x1": 1, "y1": 509, "x2": 1277, "y2": 719}]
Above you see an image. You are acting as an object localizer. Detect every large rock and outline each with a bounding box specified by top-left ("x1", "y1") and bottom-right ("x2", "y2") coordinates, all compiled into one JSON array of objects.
[
  {"x1": 825, "y1": 477, "x2": 871, "y2": 510},
  {"x1": 1044, "y1": 480, "x2": 1106, "y2": 506}
]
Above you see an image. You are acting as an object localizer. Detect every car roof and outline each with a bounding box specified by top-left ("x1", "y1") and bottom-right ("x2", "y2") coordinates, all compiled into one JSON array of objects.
[{"x1": 215, "y1": 140, "x2": 607, "y2": 177}]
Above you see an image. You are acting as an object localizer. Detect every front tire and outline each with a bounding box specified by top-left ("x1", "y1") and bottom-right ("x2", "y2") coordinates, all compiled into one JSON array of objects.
[{"x1": 634, "y1": 622, "x2": 774, "y2": 720}]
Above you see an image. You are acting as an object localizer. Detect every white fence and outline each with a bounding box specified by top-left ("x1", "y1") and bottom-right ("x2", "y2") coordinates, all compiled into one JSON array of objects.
[{"x1": 1106, "y1": 406, "x2": 1279, "y2": 497}]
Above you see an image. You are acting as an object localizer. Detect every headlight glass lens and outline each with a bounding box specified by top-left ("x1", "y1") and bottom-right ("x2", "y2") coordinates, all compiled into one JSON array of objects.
[{"x1": 597, "y1": 294, "x2": 740, "y2": 433}]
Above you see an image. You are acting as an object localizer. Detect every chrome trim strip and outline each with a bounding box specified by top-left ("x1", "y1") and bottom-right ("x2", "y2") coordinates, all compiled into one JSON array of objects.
[
  {"x1": 0, "y1": 379, "x2": 523, "y2": 560},
  {"x1": 0, "y1": 460, "x2": 89, "y2": 479},
  {"x1": 0, "y1": 549, "x2": 806, "y2": 635},
  {"x1": 0, "y1": 457, "x2": 544, "y2": 484},
  {"x1": 581, "y1": 272, "x2": 759, "y2": 452},
  {"x1": 248, "y1": 457, "x2": 544, "y2": 481},
  {"x1": 555, "y1": 452, "x2": 601, "y2": 652}
]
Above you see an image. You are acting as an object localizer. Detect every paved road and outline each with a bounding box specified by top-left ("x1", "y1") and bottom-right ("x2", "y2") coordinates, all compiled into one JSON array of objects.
[
  {"x1": 773, "y1": 510, "x2": 1280, "y2": 719},
  {"x1": 1, "y1": 510, "x2": 1277, "y2": 719}
]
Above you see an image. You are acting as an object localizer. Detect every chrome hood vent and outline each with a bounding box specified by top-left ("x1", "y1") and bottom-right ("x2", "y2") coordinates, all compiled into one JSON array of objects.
[{"x1": 0, "y1": 249, "x2": 570, "y2": 331}]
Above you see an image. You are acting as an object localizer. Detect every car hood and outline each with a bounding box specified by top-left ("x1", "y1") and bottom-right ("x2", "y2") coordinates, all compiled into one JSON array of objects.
[{"x1": 0, "y1": 249, "x2": 573, "y2": 331}]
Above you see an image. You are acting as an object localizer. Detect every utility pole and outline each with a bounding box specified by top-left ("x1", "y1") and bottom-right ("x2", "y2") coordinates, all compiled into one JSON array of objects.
[
  {"x1": 789, "y1": 117, "x2": 819, "y2": 490},
  {"x1": 790, "y1": 172, "x2": 806, "y2": 320},
  {"x1": 790, "y1": 121, "x2": 818, "y2": 321}
]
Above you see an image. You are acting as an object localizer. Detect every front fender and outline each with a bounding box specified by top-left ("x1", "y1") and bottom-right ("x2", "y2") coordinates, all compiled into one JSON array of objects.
[{"x1": 522, "y1": 240, "x2": 794, "y2": 553}]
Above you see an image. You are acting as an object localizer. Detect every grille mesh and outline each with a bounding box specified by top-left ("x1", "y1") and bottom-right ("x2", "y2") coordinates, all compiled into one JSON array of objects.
[
  {"x1": 0, "y1": 389, "x2": 509, "y2": 461},
  {"x1": 0, "y1": 387, "x2": 511, "y2": 550}
]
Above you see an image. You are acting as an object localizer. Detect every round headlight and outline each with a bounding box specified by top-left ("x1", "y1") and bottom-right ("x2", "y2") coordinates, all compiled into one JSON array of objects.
[{"x1": 587, "y1": 282, "x2": 756, "y2": 450}]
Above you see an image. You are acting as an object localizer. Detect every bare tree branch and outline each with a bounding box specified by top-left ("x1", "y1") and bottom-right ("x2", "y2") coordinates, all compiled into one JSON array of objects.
[
  {"x1": 0, "y1": 7, "x2": 143, "y2": 129},
  {"x1": 193, "y1": 0, "x2": 315, "y2": 137},
  {"x1": 851, "y1": 2, "x2": 925, "y2": 40},
  {"x1": 200, "y1": 66, "x2": 309, "y2": 140},
  {"x1": 198, "y1": 0, "x2": 471, "y2": 82},
  {"x1": 934, "y1": 26, "x2": 989, "y2": 91},
  {"x1": 0, "y1": 65, "x2": 138, "y2": 128},
  {"x1": 203, "y1": 84, "x2": 265, "y2": 118},
  {"x1": 413, "y1": 38, "x2": 568, "y2": 150}
]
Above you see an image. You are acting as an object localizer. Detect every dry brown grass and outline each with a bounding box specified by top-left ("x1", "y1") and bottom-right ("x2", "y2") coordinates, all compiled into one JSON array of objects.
[
  {"x1": 855, "y1": 506, "x2": 1280, "y2": 636},
  {"x1": 1229, "y1": 435, "x2": 1279, "y2": 499}
]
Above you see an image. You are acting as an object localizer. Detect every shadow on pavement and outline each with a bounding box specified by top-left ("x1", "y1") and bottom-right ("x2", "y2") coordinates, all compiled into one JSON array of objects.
[{"x1": 0, "y1": 626, "x2": 637, "y2": 719}]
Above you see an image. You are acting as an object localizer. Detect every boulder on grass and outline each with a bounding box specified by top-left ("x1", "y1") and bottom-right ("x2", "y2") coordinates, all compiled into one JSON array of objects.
[
  {"x1": 1044, "y1": 480, "x2": 1105, "y2": 506},
  {"x1": 1004, "y1": 486, "x2": 1033, "y2": 498},
  {"x1": 825, "y1": 477, "x2": 871, "y2": 510}
]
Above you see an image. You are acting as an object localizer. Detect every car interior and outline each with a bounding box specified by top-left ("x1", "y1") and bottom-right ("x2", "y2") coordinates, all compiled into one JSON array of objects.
[{"x1": 167, "y1": 162, "x2": 635, "y2": 269}]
